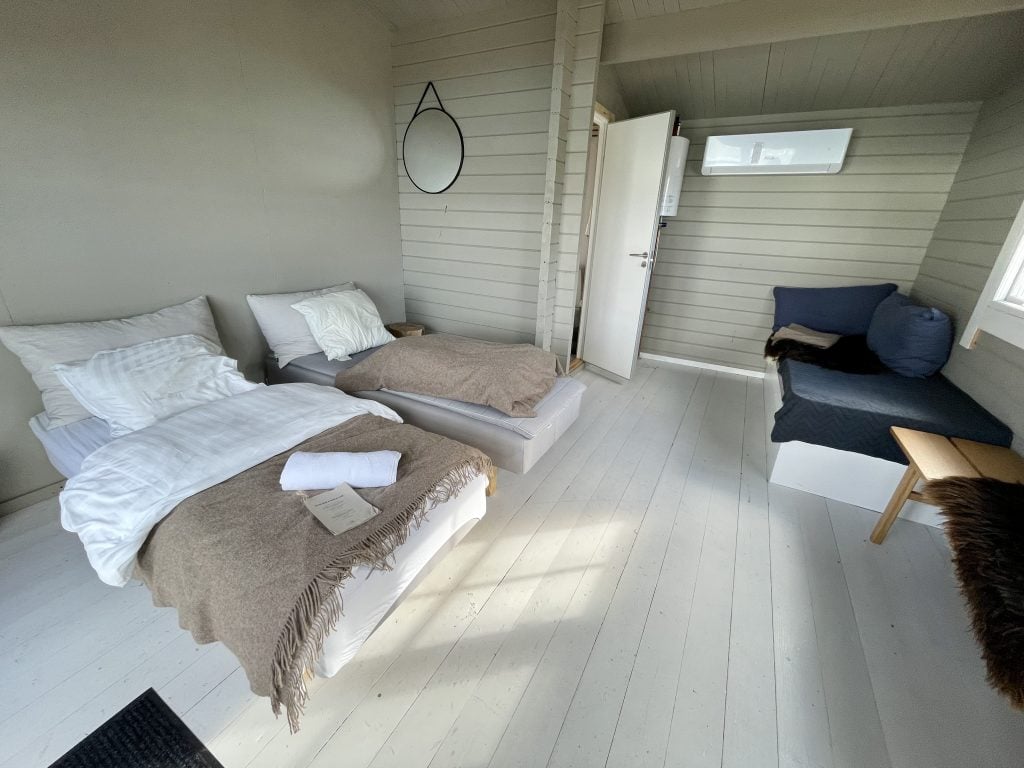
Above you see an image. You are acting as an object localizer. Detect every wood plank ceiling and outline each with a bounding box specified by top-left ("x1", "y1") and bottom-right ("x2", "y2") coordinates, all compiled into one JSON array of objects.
[
  {"x1": 367, "y1": 0, "x2": 527, "y2": 28},
  {"x1": 604, "y1": 11, "x2": 1024, "y2": 118},
  {"x1": 370, "y1": 0, "x2": 720, "y2": 28},
  {"x1": 605, "y1": 0, "x2": 739, "y2": 25}
]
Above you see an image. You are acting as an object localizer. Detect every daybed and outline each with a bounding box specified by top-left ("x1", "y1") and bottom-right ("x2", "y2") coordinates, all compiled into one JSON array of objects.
[
  {"x1": 266, "y1": 347, "x2": 586, "y2": 474},
  {"x1": 765, "y1": 284, "x2": 1013, "y2": 526}
]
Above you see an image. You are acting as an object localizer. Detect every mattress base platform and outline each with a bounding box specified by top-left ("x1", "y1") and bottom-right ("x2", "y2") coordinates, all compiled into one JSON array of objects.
[{"x1": 265, "y1": 351, "x2": 585, "y2": 474}]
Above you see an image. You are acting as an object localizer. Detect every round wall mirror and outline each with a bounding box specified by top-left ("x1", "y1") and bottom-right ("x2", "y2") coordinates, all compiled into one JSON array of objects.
[{"x1": 403, "y1": 84, "x2": 464, "y2": 194}]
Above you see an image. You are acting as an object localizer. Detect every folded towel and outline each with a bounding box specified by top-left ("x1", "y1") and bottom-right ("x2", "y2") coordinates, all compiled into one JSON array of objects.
[
  {"x1": 770, "y1": 323, "x2": 840, "y2": 349},
  {"x1": 280, "y1": 450, "x2": 401, "y2": 491}
]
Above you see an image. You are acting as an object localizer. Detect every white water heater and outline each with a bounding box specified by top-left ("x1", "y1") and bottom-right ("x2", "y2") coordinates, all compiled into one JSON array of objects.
[{"x1": 659, "y1": 136, "x2": 690, "y2": 217}]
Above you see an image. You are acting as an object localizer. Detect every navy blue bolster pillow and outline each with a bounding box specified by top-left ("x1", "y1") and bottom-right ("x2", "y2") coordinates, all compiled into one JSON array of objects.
[
  {"x1": 867, "y1": 293, "x2": 953, "y2": 377},
  {"x1": 772, "y1": 283, "x2": 898, "y2": 335}
]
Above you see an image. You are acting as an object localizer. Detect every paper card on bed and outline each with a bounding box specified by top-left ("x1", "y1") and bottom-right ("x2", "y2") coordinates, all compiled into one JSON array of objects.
[{"x1": 303, "y1": 483, "x2": 380, "y2": 536}]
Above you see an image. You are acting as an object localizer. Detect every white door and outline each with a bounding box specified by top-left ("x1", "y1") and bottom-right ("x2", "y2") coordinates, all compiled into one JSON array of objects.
[{"x1": 580, "y1": 111, "x2": 674, "y2": 379}]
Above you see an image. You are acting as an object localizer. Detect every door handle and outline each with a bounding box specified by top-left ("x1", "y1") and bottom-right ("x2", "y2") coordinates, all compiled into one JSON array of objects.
[{"x1": 628, "y1": 251, "x2": 649, "y2": 257}]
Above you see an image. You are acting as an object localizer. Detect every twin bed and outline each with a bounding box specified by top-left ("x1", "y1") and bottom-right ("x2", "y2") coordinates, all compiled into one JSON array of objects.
[
  {"x1": 32, "y1": 386, "x2": 489, "y2": 679},
  {"x1": 266, "y1": 347, "x2": 586, "y2": 474},
  {"x1": 3, "y1": 290, "x2": 584, "y2": 729}
]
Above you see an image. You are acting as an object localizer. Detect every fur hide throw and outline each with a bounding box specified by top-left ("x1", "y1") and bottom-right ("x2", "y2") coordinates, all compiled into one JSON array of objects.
[
  {"x1": 924, "y1": 477, "x2": 1024, "y2": 708},
  {"x1": 764, "y1": 334, "x2": 888, "y2": 374}
]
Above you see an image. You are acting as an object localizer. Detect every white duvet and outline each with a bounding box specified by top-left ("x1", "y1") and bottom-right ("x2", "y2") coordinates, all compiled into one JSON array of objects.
[{"x1": 60, "y1": 383, "x2": 401, "y2": 587}]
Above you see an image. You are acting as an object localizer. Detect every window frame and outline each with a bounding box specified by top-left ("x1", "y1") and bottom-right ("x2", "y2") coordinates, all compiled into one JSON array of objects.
[{"x1": 961, "y1": 198, "x2": 1024, "y2": 351}]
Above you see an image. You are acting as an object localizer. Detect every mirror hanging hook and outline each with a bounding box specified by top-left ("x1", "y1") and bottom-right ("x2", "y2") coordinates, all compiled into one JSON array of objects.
[{"x1": 413, "y1": 81, "x2": 447, "y2": 118}]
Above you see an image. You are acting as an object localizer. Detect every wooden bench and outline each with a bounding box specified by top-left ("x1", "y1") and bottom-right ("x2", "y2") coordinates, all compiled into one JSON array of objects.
[{"x1": 870, "y1": 426, "x2": 1024, "y2": 544}]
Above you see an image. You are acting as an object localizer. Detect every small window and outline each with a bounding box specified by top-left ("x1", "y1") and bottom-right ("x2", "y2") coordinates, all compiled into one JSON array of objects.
[
  {"x1": 1006, "y1": 257, "x2": 1024, "y2": 307},
  {"x1": 962, "y1": 199, "x2": 1024, "y2": 350}
]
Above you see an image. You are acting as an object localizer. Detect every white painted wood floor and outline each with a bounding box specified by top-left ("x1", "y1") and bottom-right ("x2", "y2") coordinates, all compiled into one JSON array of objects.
[{"x1": 2, "y1": 363, "x2": 1023, "y2": 768}]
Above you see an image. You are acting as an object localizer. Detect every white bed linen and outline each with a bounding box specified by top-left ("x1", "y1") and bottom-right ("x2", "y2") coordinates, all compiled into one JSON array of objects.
[
  {"x1": 315, "y1": 472, "x2": 486, "y2": 676},
  {"x1": 61, "y1": 383, "x2": 400, "y2": 586},
  {"x1": 29, "y1": 413, "x2": 112, "y2": 478}
]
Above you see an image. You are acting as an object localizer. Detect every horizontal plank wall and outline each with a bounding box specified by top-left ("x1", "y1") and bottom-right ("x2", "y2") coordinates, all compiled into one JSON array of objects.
[
  {"x1": 393, "y1": 0, "x2": 557, "y2": 343},
  {"x1": 640, "y1": 102, "x2": 979, "y2": 372},
  {"x1": 551, "y1": 1, "x2": 606, "y2": 358},
  {"x1": 913, "y1": 79, "x2": 1024, "y2": 449}
]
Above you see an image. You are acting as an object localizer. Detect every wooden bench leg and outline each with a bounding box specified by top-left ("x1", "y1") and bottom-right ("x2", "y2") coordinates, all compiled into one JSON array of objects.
[
  {"x1": 870, "y1": 465, "x2": 920, "y2": 544},
  {"x1": 485, "y1": 466, "x2": 498, "y2": 497}
]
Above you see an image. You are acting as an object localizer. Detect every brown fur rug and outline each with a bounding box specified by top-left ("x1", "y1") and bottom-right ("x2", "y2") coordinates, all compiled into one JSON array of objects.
[
  {"x1": 764, "y1": 334, "x2": 888, "y2": 374},
  {"x1": 925, "y1": 477, "x2": 1024, "y2": 708}
]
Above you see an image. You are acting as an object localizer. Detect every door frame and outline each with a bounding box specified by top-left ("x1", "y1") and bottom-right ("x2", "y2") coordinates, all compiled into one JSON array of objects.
[
  {"x1": 575, "y1": 106, "x2": 612, "y2": 365},
  {"x1": 579, "y1": 110, "x2": 674, "y2": 380}
]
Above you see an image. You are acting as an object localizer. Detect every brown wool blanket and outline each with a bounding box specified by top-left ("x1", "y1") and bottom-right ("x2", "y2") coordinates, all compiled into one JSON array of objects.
[
  {"x1": 134, "y1": 414, "x2": 492, "y2": 731},
  {"x1": 335, "y1": 334, "x2": 559, "y2": 417}
]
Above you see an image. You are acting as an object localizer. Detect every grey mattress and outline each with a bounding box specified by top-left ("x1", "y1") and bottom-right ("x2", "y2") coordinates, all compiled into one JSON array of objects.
[
  {"x1": 265, "y1": 349, "x2": 586, "y2": 474},
  {"x1": 771, "y1": 359, "x2": 1013, "y2": 463}
]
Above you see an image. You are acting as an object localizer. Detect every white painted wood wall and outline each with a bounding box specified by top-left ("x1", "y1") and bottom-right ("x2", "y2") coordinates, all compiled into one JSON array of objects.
[
  {"x1": 393, "y1": 0, "x2": 558, "y2": 344},
  {"x1": 913, "y1": 78, "x2": 1024, "y2": 450},
  {"x1": 640, "y1": 102, "x2": 980, "y2": 371},
  {"x1": 392, "y1": 0, "x2": 604, "y2": 358}
]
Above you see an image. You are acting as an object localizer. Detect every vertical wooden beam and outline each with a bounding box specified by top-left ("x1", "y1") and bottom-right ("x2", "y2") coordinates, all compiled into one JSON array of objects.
[
  {"x1": 546, "y1": 2, "x2": 609, "y2": 362},
  {"x1": 536, "y1": 0, "x2": 580, "y2": 349}
]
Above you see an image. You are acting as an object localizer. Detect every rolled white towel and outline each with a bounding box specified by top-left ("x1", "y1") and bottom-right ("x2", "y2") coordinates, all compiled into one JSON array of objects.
[{"x1": 280, "y1": 450, "x2": 401, "y2": 491}]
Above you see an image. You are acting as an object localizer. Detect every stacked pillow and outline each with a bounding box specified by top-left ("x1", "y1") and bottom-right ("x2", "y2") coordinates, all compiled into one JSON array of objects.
[
  {"x1": 290, "y1": 289, "x2": 393, "y2": 362},
  {"x1": 2, "y1": 285, "x2": 398, "y2": 441},
  {"x1": 53, "y1": 334, "x2": 258, "y2": 436},
  {"x1": 0, "y1": 296, "x2": 224, "y2": 429},
  {"x1": 867, "y1": 293, "x2": 952, "y2": 377},
  {"x1": 246, "y1": 283, "x2": 356, "y2": 367},
  {"x1": 248, "y1": 283, "x2": 393, "y2": 365},
  {"x1": 0, "y1": 297, "x2": 258, "y2": 440}
]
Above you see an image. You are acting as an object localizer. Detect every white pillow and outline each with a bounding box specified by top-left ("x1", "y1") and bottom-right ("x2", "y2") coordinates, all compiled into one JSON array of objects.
[
  {"x1": 246, "y1": 283, "x2": 355, "y2": 367},
  {"x1": 0, "y1": 297, "x2": 222, "y2": 429},
  {"x1": 291, "y1": 289, "x2": 393, "y2": 362},
  {"x1": 53, "y1": 334, "x2": 259, "y2": 437}
]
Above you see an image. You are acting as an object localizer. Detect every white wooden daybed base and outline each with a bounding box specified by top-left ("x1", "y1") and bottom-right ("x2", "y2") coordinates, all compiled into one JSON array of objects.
[{"x1": 763, "y1": 361, "x2": 942, "y2": 530}]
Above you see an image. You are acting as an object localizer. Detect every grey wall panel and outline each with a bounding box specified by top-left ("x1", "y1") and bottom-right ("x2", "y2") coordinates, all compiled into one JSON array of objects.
[{"x1": 0, "y1": 0, "x2": 405, "y2": 505}]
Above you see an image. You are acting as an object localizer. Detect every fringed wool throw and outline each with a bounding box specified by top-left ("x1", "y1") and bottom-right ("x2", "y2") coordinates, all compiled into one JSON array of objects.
[
  {"x1": 334, "y1": 333, "x2": 559, "y2": 417},
  {"x1": 134, "y1": 414, "x2": 492, "y2": 731}
]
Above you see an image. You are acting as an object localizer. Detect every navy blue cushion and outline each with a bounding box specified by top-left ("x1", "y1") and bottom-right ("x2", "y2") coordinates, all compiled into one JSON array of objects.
[
  {"x1": 867, "y1": 293, "x2": 952, "y2": 377},
  {"x1": 772, "y1": 360, "x2": 1012, "y2": 463},
  {"x1": 772, "y1": 283, "x2": 897, "y2": 334}
]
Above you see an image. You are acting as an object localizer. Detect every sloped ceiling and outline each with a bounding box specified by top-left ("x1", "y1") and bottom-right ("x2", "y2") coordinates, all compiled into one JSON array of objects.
[
  {"x1": 366, "y1": 0, "x2": 531, "y2": 28},
  {"x1": 605, "y1": 0, "x2": 738, "y2": 25},
  {"x1": 604, "y1": 11, "x2": 1024, "y2": 119}
]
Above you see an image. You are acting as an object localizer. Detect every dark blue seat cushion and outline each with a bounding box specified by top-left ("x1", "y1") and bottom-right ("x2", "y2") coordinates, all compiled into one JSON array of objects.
[
  {"x1": 773, "y1": 283, "x2": 897, "y2": 334},
  {"x1": 771, "y1": 359, "x2": 1012, "y2": 463},
  {"x1": 867, "y1": 293, "x2": 952, "y2": 377}
]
